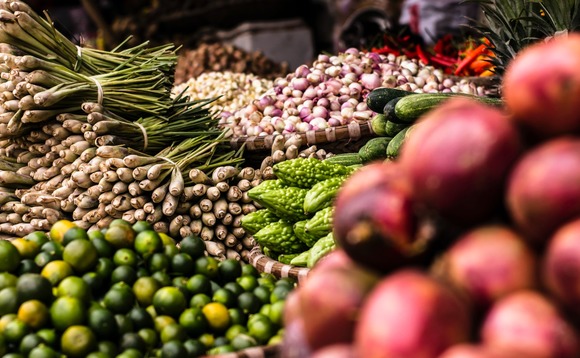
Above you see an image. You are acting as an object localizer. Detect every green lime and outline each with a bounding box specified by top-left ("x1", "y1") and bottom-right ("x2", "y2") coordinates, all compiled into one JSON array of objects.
[
  {"x1": 137, "y1": 327, "x2": 158, "y2": 349},
  {"x1": 257, "y1": 274, "x2": 276, "y2": 291},
  {"x1": 171, "y1": 253, "x2": 195, "y2": 276},
  {"x1": 113, "y1": 248, "x2": 139, "y2": 267},
  {"x1": 183, "y1": 339, "x2": 206, "y2": 357},
  {"x1": 186, "y1": 274, "x2": 212, "y2": 296},
  {"x1": 198, "y1": 332, "x2": 215, "y2": 349},
  {"x1": 40, "y1": 241, "x2": 63, "y2": 259},
  {"x1": 160, "y1": 323, "x2": 187, "y2": 344},
  {"x1": 0, "y1": 272, "x2": 17, "y2": 290},
  {"x1": 34, "y1": 251, "x2": 55, "y2": 268},
  {"x1": 194, "y1": 256, "x2": 219, "y2": 279},
  {"x1": 171, "y1": 276, "x2": 189, "y2": 295},
  {"x1": 0, "y1": 287, "x2": 18, "y2": 316},
  {"x1": 57, "y1": 276, "x2": 91, "y2": 302},
  {"x1": 127, "y1": 307, "x2": 154, "y2": 330},
  {"x1": 225, "y1": 324, "x2": 248, "y2": 341},
  {"x1": 269, "y1": 300, "x2": 285, "y2": 326},
  {"x1": 160, "y1": 340, "x2": 187, "y2": 357},
  {"x1": 19, "y1": 333, "x2": 45, "y2": 355},
  {"x1": 119, "y1": 332, "x2": 147, "y2": 352},
  {"x1": 163, "y1": 244, "x2": 179, "y2": 258},
  {"x1": 91, "y1": 237, "x2": 114, "y2": 258},
  {"x1": 268, "y1": 334, "x2": 283, "y2": 345},
  {"x1": 212, "y1": 288, "x2": 237, "y2": 308},
  {"x1": 97, "y1": 340, "x2": 118, "y2": 355},
  {"x1": 88, "y1": 307, "x2": 117, "y2": 339},
  {"x1": 0, "y1": 241, "x2": 21, "y2": 273},
  {"x1": 189, "y1": 293, "x2": 211, "y2": 309},
  {"x1": 133, "y1": 276, "x2": 161, "y2": 307},
  {"x1": 63, "y1": 239, "x2": 98, "y2": 273},
  {"x1": 134, "y1": 230, "x2": 163, "y2": 257},
  {"x1": 270, "y1": 285, "x2": 292, "y2": 304},
  {"x1": 12, "y1": 238, "x2": 40, "y2": 260},
  {"x1": 28, "y1": 345, "x2": 60, "y2": 358},
  {"x1": 50, "y1": 296, "x2": 86, "y2": 331},
  {"x1": 16, "y1": 273, "x2": 52, "y2": 304},
  {"x1": 4, "y1": 319, "x2": 30, "y2": 343},
  {"x1": 111, "y1": 265, "x2": 138, "y2": 286},
  {"x1": 151, "y1": 271, "x2": 171, "y2": 287},
  {"x1": 62, "y1": 227, "x2": 90, "y2": 246},
  {"x1": 178, "y1": 235, "x2": 205, "y2": 259},
  {"x1": 238, "y1": 292, "x2": 262, "y2": 314},
  {"x1": 25, "y1": 231, "x2": 49, "y2": 248},
  {"x1": 259, "y1": 303, "x2": 271, "y2": 317},
  {"x1": 115, "y1": 314, "x2": 134, "y2": 337},
  {"x1": 276, "y1": 277, "x2": 296, "y2": 289},
  {"x1": 214, "y1": 335, "x2": 229, "y2": 347},
  {"x1": 83, "y1": 272, "x2": 105, "y2": 296},
  {"x1": 248, "y1": 315, "x2": 275, "y2": 344},
  {"x1": 231, "y1": 333, "x2": 258, "y2": 350},
  {"x1": 60, "y1": 325, "x2": 97, "y2": 358},
  {"x1": 152, "y1": 287, "x2": 186, "y2": 318},
  {"x1": 253, "y1": 285, "x2": 272, "y2": 305},
  {"x1": 116, "y1": 348, "x2": 143, "y2": 358},
  {"x1": 241, "y1": 264, "x2": 260, "y2": 278},
  {"x1": 207, "y1": 345, "x2": 235, "y2": 355},
  {"x1": 40, "y1": 260, "x2": 73, "y2": 286},
  {"x1": 153, "y1": 315, "x2": 176, "y2": 333},
  {"x1": 87, "y1": 229, "x2": 105, "y2": 241},
  {"x1": 86, "y1": 353, "x2": 112, "y2": 358},
  {"x1": 95, "y1": 257, "x2": 115, "y2": 278},
  {"x1": 218, "y1": 259, "x2": 242, "y2": 283},
  {"x1": 148, "y1": 253, "x2": 170, "y2": 273},
  {"x1": 103, "y1": 285, "x2": 135, "y2": 314},
  {"x1": 36, "y1": 328, "x2": 57, "y2": 347},
  {"x1": 237, "y1": 274, "x2": 259, "y2": 292},
  {"x1": 227, "y1": 307, "x2": 247, "y2": 326},
  {"x1": 223, "y1": 281, "x2": 244, "y2": 296},
  {"x1": 179, "y1": 307, "x2": 207, "y2": 337},
  {"x1": 104, "y1": 225, "x2": 135, "y2": 249},
  {"x1": 17, "y1": 259, "x2": 40, "y2": 275},
  {"x1": 0, "y1": 313, "x2": 17, "y2": 332},
  {"x1": 136, "y1": 267, "x2": 150, "y2": 278},
  {"x1": 132, "y1": 221, "x2": 153, "y2": 233},
  {"x1": 49, "y1": 220, "x2": 77, "y2": 244}
]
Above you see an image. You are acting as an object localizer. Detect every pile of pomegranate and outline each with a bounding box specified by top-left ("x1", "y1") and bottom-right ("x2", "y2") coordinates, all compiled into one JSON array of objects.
[{"x1": 282, "y1": 34, "x2": 580, "y2": 358}]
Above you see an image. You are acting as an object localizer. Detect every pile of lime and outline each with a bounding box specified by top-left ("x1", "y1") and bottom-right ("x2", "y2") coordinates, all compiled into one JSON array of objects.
[{"x1": 0, "y1": 219, "x2": 294, "y2": 357}]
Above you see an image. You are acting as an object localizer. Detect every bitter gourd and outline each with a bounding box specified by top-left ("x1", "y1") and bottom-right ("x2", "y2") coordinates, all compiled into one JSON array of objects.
[
  {"x1": 305, "y1": 206, "x2": 334, "y2": 238},
  {"x1": 303, "y1": 176, "x2": 347, "y2": 214},
  {"x1": 247, "y1": 179, "x2": 287, "y2": 201},
  {"x1": 293, "y1": 220, "x2": 321, "y2": 247},
  {"x1": 307, "y1": 232, "x2": 336, "y2": 268},
  {"x1": 254, "y1": 220, "x2": 308, "y2": 254},
  {"x1": 254, "y1": 187, "x2": 309, "y2": 221},
  {"x1": 273, "y1": 158, "x2": 354, "y2": 188},
  {"x1": 241, "y1": 209, "x2": 280, "y2": 235}
]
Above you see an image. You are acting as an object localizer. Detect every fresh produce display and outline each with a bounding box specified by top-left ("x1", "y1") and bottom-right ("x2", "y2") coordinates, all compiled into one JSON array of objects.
[
  {"x1": 283, "y1": 34, "x2": 580, "y2": 357},
  {"x1": 174, "y1": 43, "x2": 290, "y2": 85},
  {"x1": 0, "y1": 219, "x2": 295, "y2": 356},
  {"x1": 220, "y1": 48, "x2": 490, "y2": 138},
  {"x1": 172, "y1": 71, "x2": 274, "y2": 119},
  {"x1": 241, "y1": 158, "x2": 356, "y2": 267}
]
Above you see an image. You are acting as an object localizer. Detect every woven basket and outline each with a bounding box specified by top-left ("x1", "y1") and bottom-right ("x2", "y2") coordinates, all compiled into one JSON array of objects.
[
  {"x1": 202, "y1": 344, "x2": 281, "y2": 358},
  {"x1": 248, "y1": 244, "x2": 310, "y2": 283},
  {"x1": 230, "y1": 121, "x2": 375, "y2": 153}
]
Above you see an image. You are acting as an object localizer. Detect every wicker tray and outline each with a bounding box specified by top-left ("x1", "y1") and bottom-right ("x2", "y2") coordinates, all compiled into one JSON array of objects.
[
  {"x1": 248, "y1": 244, "x2": 310, "y2": 283},
  {"x1": 204, "y1": 344, "x2": 281, "y2": 358},
  {"x1": 229, "y1": 121, "x2": 375, "y2": 153}
]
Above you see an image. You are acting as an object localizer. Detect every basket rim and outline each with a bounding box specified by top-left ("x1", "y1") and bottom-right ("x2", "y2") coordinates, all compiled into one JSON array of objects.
[
  {"x1": 229, "y1": 120, "x2": 374, "y2": 151},
  {"x1": 248, "y1": 244, "x2": 310, "y2": 283}
]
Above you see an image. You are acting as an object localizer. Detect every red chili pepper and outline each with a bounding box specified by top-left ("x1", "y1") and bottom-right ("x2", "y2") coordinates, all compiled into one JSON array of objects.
[
  {"x1": 454, "y1": 44, "x2": 488, "y2": 75},
  {"x1": 415, "y1": 44, "x2": 430, "y2": 64},
  {"x1": 430, "y1": 55, "x2": 457, "y2": 68}
]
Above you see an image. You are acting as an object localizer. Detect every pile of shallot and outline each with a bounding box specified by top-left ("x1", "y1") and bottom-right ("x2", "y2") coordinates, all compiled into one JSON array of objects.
[{"x1": 283, "y1": 34, "x2": 580, "y2": 358}]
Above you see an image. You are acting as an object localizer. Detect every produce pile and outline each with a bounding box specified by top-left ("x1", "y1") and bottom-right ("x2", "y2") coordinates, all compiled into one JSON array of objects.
[
  {"x1": 219, "y1": 49, "x2": 490, "y2": 138},
  {"x1": 174, "y1": 43, "x2": 290, "y2": 85},
  {"x1": 0, "y1": 219, "x2": 295, "y2": 356},
  {"x1": 241, "y1": 158, "x2": 357, "y2": 267},
  {"x1": 282, "y1": 34, "x2": 580, "y2": 357}
]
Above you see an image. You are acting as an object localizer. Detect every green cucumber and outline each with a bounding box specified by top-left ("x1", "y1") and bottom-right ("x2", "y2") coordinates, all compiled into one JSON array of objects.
[
  {"x1": 370, "y1": 113, "x2": 389, "y2": 136},
  {"x1": 386, "y1": 124, "x2": 416, "y2": 160},
  {"x1": 359, "y1": 137, "x2": 392, "y2": 163},
  {"x1": 366, "y1": 87, "x2": 413, "y2": 113},
  {"x1": 394, "y1": 93, "x2": 504, "y2": 123},
  {"x1": 384, "y1": 121, "x2": 409, "y2": 137},
  {"x1": 324, "y1": 153, "x2": 363, "y2": 166},
  {"x1": 383, "y1": 97, "x2": 406, "y2": 124}
]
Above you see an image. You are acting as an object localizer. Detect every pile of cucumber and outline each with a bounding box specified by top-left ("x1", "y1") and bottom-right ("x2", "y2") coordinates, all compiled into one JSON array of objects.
[{"x1": 327, "y1": 88, "x2": 504, "y2": 165}]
